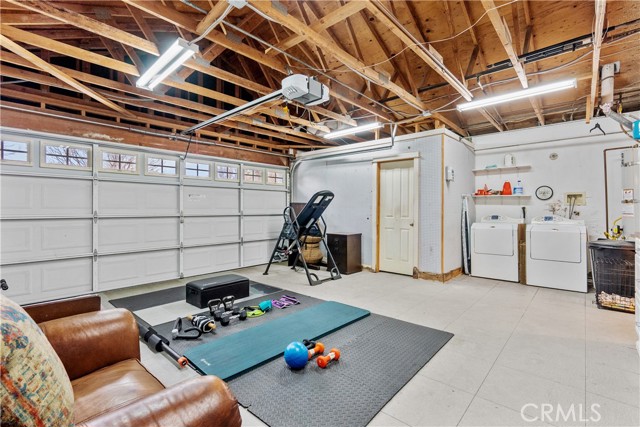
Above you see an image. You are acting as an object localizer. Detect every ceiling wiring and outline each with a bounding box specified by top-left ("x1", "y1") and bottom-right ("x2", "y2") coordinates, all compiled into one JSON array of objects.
[
  {"x1": 351, "y1": 0, "x2": 519, "y2": 72},
  {"x1": 220, "y1": 19, "x2": 412, "y2": 119},
  {"x1": 191, "y1": 4, "x2": 234, "y2": 44}
]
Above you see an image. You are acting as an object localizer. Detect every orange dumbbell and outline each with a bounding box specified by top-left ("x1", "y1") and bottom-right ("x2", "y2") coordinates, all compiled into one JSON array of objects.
[
  {"x1": 307, "y1": 342, "x2": 324, "y2": 360},
  {"x1": 317, "y1": 348, "x2": 340, "y2": 368}
]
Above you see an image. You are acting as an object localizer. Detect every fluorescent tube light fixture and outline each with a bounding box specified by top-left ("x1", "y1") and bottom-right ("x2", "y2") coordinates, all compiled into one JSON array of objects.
[
  {"x1": 456, "y1": 79, "x2": 577, "y2": 112},
  {"x1": 137, "y1": 38, "x2": 198, "y2": 90},
  {"x1": 324, "y1": 122, "x2": 384, "y2": 139}
]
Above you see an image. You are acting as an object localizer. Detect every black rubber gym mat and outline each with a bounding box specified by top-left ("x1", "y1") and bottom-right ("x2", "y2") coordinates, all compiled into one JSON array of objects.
[
  {"x1": 228, "y1": 313, "x2": 453, "y2": 427},
  {"x1": 109, "y1": 281, "x2": 281, "y2": 312},
  {"x1": 146, "y1": 291, "x2": 453, "y2": 427}
]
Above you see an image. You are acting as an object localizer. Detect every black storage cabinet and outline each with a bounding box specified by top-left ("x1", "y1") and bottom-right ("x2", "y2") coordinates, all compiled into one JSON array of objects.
[
  {"x1": 589, "y1": 240, "x2": 635, "y2": 313},
  {"x1": 327, "y1": 233, "x2": 362, "y2": 275},
  {"x1": 185, "y1": 274, "x2": 250, "y2": 308}
]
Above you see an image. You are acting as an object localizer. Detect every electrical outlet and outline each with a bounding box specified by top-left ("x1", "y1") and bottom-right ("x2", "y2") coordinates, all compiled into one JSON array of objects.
[{"x1": 565, "y1": 192, "x2": 586, "y2": 206}]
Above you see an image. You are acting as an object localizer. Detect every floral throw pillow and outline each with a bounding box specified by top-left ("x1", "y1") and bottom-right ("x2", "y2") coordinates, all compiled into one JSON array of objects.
[{"x1": 1, "y1": 295, "x2": 74, "y2": 427}]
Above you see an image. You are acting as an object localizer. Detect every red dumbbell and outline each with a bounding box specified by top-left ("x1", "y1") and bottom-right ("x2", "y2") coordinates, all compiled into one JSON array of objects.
[
  {"x1": 317, "y1": 348, "x2": 340, "y2": 368},
  {"x1": 307, "y1": 342, "x2": 324, "y2": 360}
]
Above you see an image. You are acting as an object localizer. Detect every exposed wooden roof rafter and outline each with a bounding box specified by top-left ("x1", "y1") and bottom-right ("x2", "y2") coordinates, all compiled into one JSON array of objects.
[
  {"x1": 0, "y1": 33, "x2": 134, "y2": 118},
  {"x1": 588, "y1": 0, "x2": 607, "y2": 122},
  {"x1": 5, "y1": 0, "x2": 159, "y2": 55},
  {"x1": 248, "y1": 0, "x2": 425, "y2": 113}
]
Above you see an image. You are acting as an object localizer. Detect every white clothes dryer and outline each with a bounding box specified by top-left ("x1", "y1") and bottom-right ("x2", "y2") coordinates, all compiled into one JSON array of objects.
[{"x1": 526, "y1": 215, "x2": 587, "y2": 292}]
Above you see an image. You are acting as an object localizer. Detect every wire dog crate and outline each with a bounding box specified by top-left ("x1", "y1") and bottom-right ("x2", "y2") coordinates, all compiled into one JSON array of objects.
[{"x1": 589, "y1": 240, "x2": 635, "y2": 313}]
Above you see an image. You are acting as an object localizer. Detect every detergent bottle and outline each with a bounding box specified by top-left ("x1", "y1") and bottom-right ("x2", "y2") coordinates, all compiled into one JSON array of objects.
[{"x1": 513, "y1": 179, "x2": 524, "y2": 195}]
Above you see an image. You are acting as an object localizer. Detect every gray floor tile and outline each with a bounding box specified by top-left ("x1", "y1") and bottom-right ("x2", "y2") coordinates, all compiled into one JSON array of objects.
[
  {"x1": 477, "y1": 365, "x2": 587, "y2": 427},
  {"x1": 382, "y1": 376, "x2": 475, "y2": 427},
  {"x1": 586, "y1": 362, "x2": 640, "y2": 408},
  {"x1": 496, "y1": 333, "x2": 587, "y2": 390},
  {"x1": 418, "y1": 345, "x2": 495, "y2": 394},
  {"x1": 99, "y1": 268, "x2": 640, "y2": 427},
  {"x1": 585, "y1": 393, "x2": 640, "y2": 427},
  {"x1": 458, "y1": 397, "x2": 555, "y2": 427},
  {"x1": 367, "y1": 411, "x2": 410, "y2": 427}
]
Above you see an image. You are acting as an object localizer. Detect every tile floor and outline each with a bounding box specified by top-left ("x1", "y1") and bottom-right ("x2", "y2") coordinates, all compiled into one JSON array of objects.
[{"x1": 102, "y1": 265, "x2": 640, "y2": 427}]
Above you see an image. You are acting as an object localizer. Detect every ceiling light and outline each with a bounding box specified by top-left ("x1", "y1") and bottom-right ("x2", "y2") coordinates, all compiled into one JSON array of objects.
[
  {"x1": 456, "y1": 79, "x2": 577, "y2": 112},
  {"x1": 324, "y1": 122, "x2": 384, "y2": 139},
  {"x1": 137, "y1": 38, "x2": 198, "y2": 90}
]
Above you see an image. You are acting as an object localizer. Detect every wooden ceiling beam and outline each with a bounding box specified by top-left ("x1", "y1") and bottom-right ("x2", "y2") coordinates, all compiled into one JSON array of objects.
[
  {"x1": 195, "y1": 0, "x2": 230, "y2": 35},
  {"x1": 0, "y1": 12, "x2": 62, "y2": 25},
  {"x1": 357, "y1": 8, "x2": 408, "y2": 88},
  {"x1": 168, "y1": 12, "x2": 355, "y2": 127},
  {"x1": 98, "y1": 36, "x2": 136, "y2": 86},
  {"x1": 1, "y1": 5, "x2": 350, "y2": 132},
  {"x1": 0, "y1": 33, "x2": 134, "y2": 118},
  {"x1": 391, "y1": 1, "x2": 429, "y2": 95},
  {"x1": 122, "y1": 0, "x2": 285, "y2": 73},
  {"x1": 294, "y1": 2, "x2": 330, "y2": 71},
  {"x1": 0, "y1": 102, "x2": 290, "y2": 161},
  {"x1": 0, "y1": 56, "x2": 326, "y2": 146},
  {"x1": 249, "y1": 0, "x2": 423, "y2": 112},
  {"x1": 520, "y1": 0, "x2": 545, "y2": 126},
  {"x1": 124, "y1": 0, "x2": 391, "y2": 122},
  {"x1": 0, "y1": 76, "x2": 314, "y2": 149},
  {"x1": 5, "y1": 0, "x2": 159, "y2": 55},
  {"x1": 28, "y1": 29, "x2": 94, "y2": 40},
  {"x1": 440, "y1": 1, "x2": 465, "y2": 84},
  {"x1": 0, "y1": 24, "x2": 139, "y2": 76},
  {"x1": 176, "y1": 12, "x2": 264, "y2": 82},
  {"x1": 480, "y1": 0, "x2": 528, "y2": 88},
  {"x1": 267, "y1": 1, "x2": 367, "y2": 55},
  {"x1": 36, "y1": 3, "x2": 135, "y2": 18},
  {"x1": 0, "y1": 86, "x2": 289, "y2": 150},
  {"x1": 459, "y1": 0, "x2": 504, "y2": 132},
  {"x1": 125, "y1": 2, "x2": 158, "y2": 45},
  {"x1": 588, "y1": 0, "x2": 607, "y2": 122},
  {"x1": 364, "y1": 0, "x2": 471, "y2": 104},
  {"x1": 0, "y1": 12, "x2": 176, "y2": 33}
]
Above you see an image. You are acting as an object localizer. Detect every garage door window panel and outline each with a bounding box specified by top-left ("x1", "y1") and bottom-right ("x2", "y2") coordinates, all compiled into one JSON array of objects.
[
  {"x1": 186, "y1": 162, "x2": 211, "y2": 178},
  {"x1": 266, "y1": 169, "x2": 285, "y2": 186},
  {"x1": 100, "y1": 150, "x2": 138, "y2": 174},
  {"x1": 215, "y1": 163, "x2": 239, "y2": 182},
  {"x1": 146, "y1": 156, "x2": 178, "y2": 176},
  {"x1": 42, "y1": 144, "x2": 91, "y2": 170},
  {"x1": 243, "y1": 167, "x2": 264, "y2": 184},
  {"x1": 0, "y1": 140, "x2": 31, "y2": 165}
]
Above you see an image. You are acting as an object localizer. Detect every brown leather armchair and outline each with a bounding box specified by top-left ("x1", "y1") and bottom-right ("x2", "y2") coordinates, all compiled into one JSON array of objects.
[{"x1": 24, "y1": 295, "x2": 242, "y2": 427}]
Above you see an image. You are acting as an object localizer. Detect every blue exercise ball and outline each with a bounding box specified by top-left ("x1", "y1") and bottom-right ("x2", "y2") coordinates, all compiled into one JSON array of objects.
[{"x1": 284, "y1": 341, "x2": 308, "y2": 370}]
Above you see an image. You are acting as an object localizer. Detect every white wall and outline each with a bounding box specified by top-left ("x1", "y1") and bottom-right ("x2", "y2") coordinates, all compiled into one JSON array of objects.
[
  {"x1": 472, "y1": 115, "x2": 637, "y2": 240},
  {"x1": 293, "y1": 129, "x2": 472, "y2": 275}
]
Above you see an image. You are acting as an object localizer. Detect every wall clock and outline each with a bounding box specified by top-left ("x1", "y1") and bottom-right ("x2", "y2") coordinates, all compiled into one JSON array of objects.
[{"x1": 535, "y1": 185, "x2": 554, "y2": 200}]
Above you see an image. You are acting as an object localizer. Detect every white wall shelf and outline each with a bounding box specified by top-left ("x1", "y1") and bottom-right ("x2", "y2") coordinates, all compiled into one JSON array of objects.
[
  {"x1": 472, "y1": 165, "x2": 532, "y2": 175},
  {"x1": 472, "y1": 194, "x2": 531, "y2": 199}
]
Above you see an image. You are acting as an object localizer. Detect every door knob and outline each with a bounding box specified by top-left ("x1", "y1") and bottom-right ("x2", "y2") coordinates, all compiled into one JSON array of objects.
[{"x1": 410, "y1": 223, "x2": 414, "y2": 227}]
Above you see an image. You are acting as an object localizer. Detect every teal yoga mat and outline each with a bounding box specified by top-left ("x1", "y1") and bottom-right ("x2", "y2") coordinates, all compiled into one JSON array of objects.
[{"x1": 184, "y1": 301, "x2": 369, "y2": 380}]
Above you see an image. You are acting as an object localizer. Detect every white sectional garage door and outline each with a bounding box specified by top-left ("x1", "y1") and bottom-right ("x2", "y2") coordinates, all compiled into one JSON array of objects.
[{"x1": 0, "y1": 130, "x2": 288, "y2": 304}]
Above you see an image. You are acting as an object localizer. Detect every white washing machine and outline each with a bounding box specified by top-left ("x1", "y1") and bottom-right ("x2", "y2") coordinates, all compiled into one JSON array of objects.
[
  {"x1": 471, "y1": 215, "x2": 524, "y2": 282},
  {"x1": 526, "y1": 215, "x2": 587, "y2": 292}
]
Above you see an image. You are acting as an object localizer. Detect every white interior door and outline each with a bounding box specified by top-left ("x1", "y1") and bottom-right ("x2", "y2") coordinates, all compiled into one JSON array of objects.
[{"x1": 379, "y1": 160, "x2": 415, "y2": 275}]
